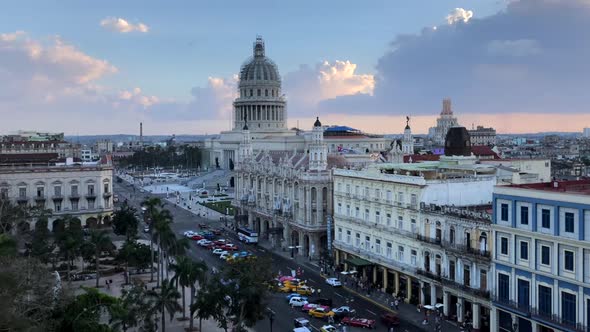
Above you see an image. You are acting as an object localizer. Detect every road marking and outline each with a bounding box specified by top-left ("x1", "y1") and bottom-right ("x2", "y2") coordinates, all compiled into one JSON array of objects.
[
  {"x1": 334, "y1": 292, "x2": 344, "y2": 298},
  {"x1": 366, "y1": 309, "x2": 377, "y2": 316},
  {"x1": 309, "y1": 324, "x2": 320, "y2": 331}
]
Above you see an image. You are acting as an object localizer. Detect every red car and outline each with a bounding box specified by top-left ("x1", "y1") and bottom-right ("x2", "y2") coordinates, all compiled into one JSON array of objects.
[
  {"x1": 198, "y1": 223, "x2": 208, "y2": 229},
  {"x1": 380, "y1": 313, "x2": 400, "y2": 327},
  {"x1": 222, "y1": 243, "x2": 238, "y2": 251},
  {"x1": 212, "y1": 228, "x2": 223, "y2": 235},
  {"x1": 191, "y1": 234, "x2": 204, "y2": 241},
  {"x1": 341, "y1": 317, "x2": 376, "y2": 329}
]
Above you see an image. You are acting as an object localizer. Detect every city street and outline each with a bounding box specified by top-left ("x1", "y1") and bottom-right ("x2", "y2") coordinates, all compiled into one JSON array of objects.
[{"x1": 115, "y1": 180, "x2": 416, "y2": 332}]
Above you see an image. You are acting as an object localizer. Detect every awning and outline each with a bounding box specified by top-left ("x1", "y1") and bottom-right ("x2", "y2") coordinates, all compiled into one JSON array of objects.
[{"x1": 345, "y1": 257, "x2": 374, "y2": 267}]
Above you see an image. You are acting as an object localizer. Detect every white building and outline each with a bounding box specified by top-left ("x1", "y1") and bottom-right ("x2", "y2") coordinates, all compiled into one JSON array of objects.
[
  {"x1": 234, "y1": 117, "x2": 347, "y2": 258},
  {"x1": 491, "y1": 180, "x2": 590, "y2": 332},
  {"x1": 402, "y1": 116, "x2": 414, "y2": 155},
  {"x1": 583, "y1": 128, "x2": 590, "y2": 138},
  {"x1": 469, "y1": 126, "x2": 497, "y2": 147},
  {"x1": 202, "y1": 37, "x2": 389, "y2": 169},
  {"x1": 332, "y1": 128, "x2": 496, "y2": 331},
  {"x1": 0, "y1": 156, "x2": 114, "y2": 230},
  {"x1": 429, "y1": 98, "x2": 460, "y2": 146}
]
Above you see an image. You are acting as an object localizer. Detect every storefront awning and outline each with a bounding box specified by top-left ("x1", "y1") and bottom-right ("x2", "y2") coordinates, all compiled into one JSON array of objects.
[{"x1": 345, "y1": 257, "x2": 373, "y2": 267}]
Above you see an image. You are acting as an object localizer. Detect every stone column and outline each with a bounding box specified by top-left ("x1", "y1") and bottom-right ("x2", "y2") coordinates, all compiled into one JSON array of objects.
[
  {"x1": 248, "y1": 211, "x2": 253, "y2": 229},
  {"x1": 372, "y1": 267, "x2": 378, "y2": 284},
  {"x1": 489, "y1": 307, "x2": 497, "y2": 332},
  {"x1": 472, "y1": 303, "x2": 481, "y2": 332},
  {"x1": 306, "y1": 187, "x2": 312, "y2": 224},
  {"x1": 282, "y1": 223, "x2": 291, "y2": 249},
  {"x1": 316, "y1": 186, "x2": 323, "y2": 225},
  {"x1": 406, "y1": 276, "x2": 412, "y2": 303},
  {"x1": 443, "y1": 292, "x2": 450, "y2": 317},
  {"x1": 394, "y1": 272, "x2": 400, "y2": 296},
  {"x1": 299, "y1": 232, "x2": 306, "y2": 257},
  {"x1": 382, "y1": 269, "x2": 388, "y2": 292},
  {"x1": 457, "y1": 297, "x2": 465, "y2": 323},
  {"x1": 419, "y1": 281, "x2": 425, "y2": 305},
  {"x1": 430, "y1": 284, "x2": 437, "y2": 305}
]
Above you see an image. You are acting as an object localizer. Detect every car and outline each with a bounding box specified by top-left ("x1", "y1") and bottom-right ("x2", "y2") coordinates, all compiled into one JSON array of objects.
[
  {"x1": 212, "y1": 228, "x2": 223, "y2": 235},
  {"x1": 280, "y1": 285, "x2": 295, "y2": 293},
  {"x1": 143, "y1": 226, "x2": 150, "y2": 233},
  {"x1": 280, "y1": 276, "x2": 297, "y2": 283},
  {"x1": 293, "y1": 328, "x2": 311, "y2": 332},
  {"x1": 183, "y1": 231, "x2": 196, "y2": 237},
  {"x1": 295, "y1": 285, "x2": 314, "y2": 296},
  {"x1": 214, "y1": 239, "x2": 227, "y2": 246},
  {"x1": 340, "y1": 317, "x2": 376, "y2": 329},
  {"x1": 212, "y1": 248, "x2": 227, "y2": 256},
  {"x1": 310, "y1": 298, "x2": 333, "y2": 307},
  {"x1": 221, "y1": 243, "x2": 238, "y2": 251},
  {"x1": 302, "y1": 303, "x2": 329, "y2": 313},
  {"x1": 308, "y1": 307, "x2": 334, "y2": 319},
  {"x1": 294, "y1": 317, "x2": 310, "y2": 328},
  {"x1": 220, "y1": 253, "x2": 230, "y2": 260},
  {"x1": 198, "y1": 223, "x2": 208, "y2": 229},
  {"x1": 201, "y1": 231, "x2": 215, "y2": 240},
  {"x1": 331, "y1": 306, "x2": 355, "y2": 318},
  {"x1": 191, "y1": 234, "x2": 204, "y2": 241},
  {"x1": 380, "y1": 313, "x2": 401, "y2": 327},
  {"x1": 325, "y1": 278, "x2": 342, "y2": 287},
  {"x1": 286, "y1": 293, "x2": 308, "y2": 301},
  {"x1": 197, "y1": 239, "x2": 212, "y2": 247},
  {"x1": 289, "y1": 297, "x2": 309, "y2": 308},
  {"x1": 320, "y1": 325, "x2": 337, "y2": 332},
  {"x1": 284, "y1": 279, "x2": 305, "y2": 288}
]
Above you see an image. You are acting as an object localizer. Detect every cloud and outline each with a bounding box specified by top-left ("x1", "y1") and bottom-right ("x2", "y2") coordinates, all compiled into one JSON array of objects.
[
  {"x1": 446, "y1": 8, "x2": 474, "y2": 24},
  {"x1": 317, "y1": 0, "x2": 590, "y2": 119},
  {"x1": 100, "y1": 17, "x2": 149, "y2": 33}
]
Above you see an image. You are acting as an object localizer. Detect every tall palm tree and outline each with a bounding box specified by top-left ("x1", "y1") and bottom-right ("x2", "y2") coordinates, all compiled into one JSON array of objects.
[
  {"x1": 147, "y1": 279, "x2": 181, "y2": 332},
  {"x1": 162, "y1": 233, "x2": 188, "y2": 280},
  {"x1": 170, "y1": 256, "x2": 192, "y2": 319},
  {"x1": 152, "y1": 210, "x2": 173, "y2": 287},
  {"x1": 88, "y1": 229, "x2": 113, "y2": 288},
  {"x1": 142, "y1": 197, "x2": 162, "y2": 282},
  {"x1": 187, "y1": 260, "x2": 208, "y2": 332}
]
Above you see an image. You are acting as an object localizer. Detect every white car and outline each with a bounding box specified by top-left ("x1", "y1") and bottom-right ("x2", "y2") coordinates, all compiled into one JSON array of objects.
[
  {"x1": 183, "y1": 231, "x2": 196, "y2": 237},
  {"x1": 197, "y1": 239, "x2": 212, "y2": 247},
  {"x1": 289, "y1": 297, "x2": 309, "y2": 307},
  {"x1": 219, "y1": 253, "x2": 230, "y2": 260},
  {"x1": 325, "y1": 278, "x2": 342, "y2": 287},
  {"x1": 212, "y1": 249, "x2": 228, "y2": 256}
]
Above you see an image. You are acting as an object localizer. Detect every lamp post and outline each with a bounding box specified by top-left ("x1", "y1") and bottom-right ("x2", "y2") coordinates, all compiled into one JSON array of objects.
[
  {"x1": 288, "y1": 245, "x2": 302, "y2": 258},
  {"x1": 266, "y1": 307, "x2": 275, "y2": 332}
]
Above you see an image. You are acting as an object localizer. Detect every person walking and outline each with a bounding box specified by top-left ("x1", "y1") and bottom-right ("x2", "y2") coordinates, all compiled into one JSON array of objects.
[{"x1": 394, "y1": 298, "x2": 399, "y2": 310}]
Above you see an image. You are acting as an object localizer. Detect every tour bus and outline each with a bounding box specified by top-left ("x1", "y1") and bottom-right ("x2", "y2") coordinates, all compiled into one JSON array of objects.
[{"x1": 237, "y1": 227, "x2": 258, "y2": 244}]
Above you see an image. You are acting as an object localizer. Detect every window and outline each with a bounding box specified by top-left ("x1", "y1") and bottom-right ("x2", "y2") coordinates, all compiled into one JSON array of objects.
[
  {"x1": 541, "y1": 209, "x2": 551, "y2": 228},
  {"x1": 375, "y1": 211, "x2": 381, "y2": 224},
  {"x1": 517, "y1": 279, "x2": 530, "y2": 308},
  {"x1": 54, "y1": 186, "x2": 61, "y2": 197},
  {"x1": 541, "y1": 245, "x2": 550, "y2": 265},
  {"x1": 538, "y1": 285, "x2": 552, "y2": 316},
  {"x1": 500, "y1": 237, "x2": 508, "y2": 255},
  {"x1": 249, "y1": 89, "x2": 253, "y2": 97},
  {"x1": 364, "y1": 209, "x2": 369, "y2": 221},
  {"x1": 265, "y1": 89, "x2": 268, "y2": 97},
  {"x1": 257, "y1": 89, "x2": 261, "y2": 96},
  {"x1": 397, "y1": 216, "x2": 403, "y2": 230},
  {"x1": 346, "y1": 184, "x2": 350, "y2": 193},
  {"x1": 337, "y1": 228, "x2": 342, "y2": 241},
  {"x1": 0, "y1": 188, "x2": 7, "y2": 199},
  {"x1": 364, "y1": 187, "x2": 369, "y2": 197},
  {"x1": 19, "y1": 187, "x2": 26, "y2": 198},
  {"x1": 449, "y1": 227, "x2": 455, "y2": 244},
  {"x1": 337, "y1": 203, "x2": 342, "y2": 214},
  {"x1": 88, "y1": 199, "x2": 95, "y2": 210},
  {"x1": 398, "y1": 246, "x2": 404, "y2": 261},
  {"x1": 449, "y1": 261, "x2": 456, "y2": 280},
  {"x1": 88, "y1": 185, "x2": 95, "y2": 195},
  {"x1": 410, "y1": 194, "x2": 417, "y2": 208},
  {"x1": 36, "y1": 187, "x2": 44, "y2": 198},
  {"x1": 71, "y1": 185, "x2": 78, "y2": 196},
  {"x1": 565, "y1": 212, "x2": 575, "y2": 233},
  {"x1": 386, "y1": 243, "x2": 392, "y2": 258},
  {"x1": 375, "y1": 189, "x2": 380, "y2": 199},
  {"x1": 346, "y1": 205, "x2": 350, "y2": 216},
  {"x1": 501, "y1": 203, "x2": 509, "y2": 221},
  {"x1": 103, "y1": 183, "x2": 109, "y2": 194},
  {"x1": 346, "y1": 230, "x2": 351, "y2": 244},
  {"x1": 520, "y1": 206, "x2": 529, "y2": 225},
  {"x1": 498, "y1": 274, "x2": 510, "y2": 302},
  {"x1": 520, "y1": 241, "x2": 529, "y2": 260},
  {"x1": 375, "y1": 239, "x2": 381, "y2": 254},
  {"x1": 337, "y1": 183, "x2": 342, "y2": 192},
  {"x1": 54, "y1": 201, "x2": 61, "y2": 212},
  {"x1": 411, "y1": 249, "x2": 417, "y2": 265},
  {"x1": 105, "y1": 198, "x2": 110, "y2": 208},
  {"x1": 561, "y1": 292, "x2": 576, "y2": 326},
  {"x1": 411, "y1": 219, "x2": 417, "y2": 233},
  {"x1": 71, "y1": 200, "x2": 78, "y2": 211},
  {"x1": 364, "y1": 236, "x2": 370, "y2": 249},
  {"x1": 355, "y1": 207, "x2": 360, "y2": 218},
  {"x1": 564, "y1": 250, "x2": 575, "y2": 271},
  {"x1": 398, "y1": 192, "x2": 404, "y2": 204},
  {"x1": 355, "y1": 186, "x2": 360, "y2": 196},
  {"x1": 355, "y1": 233, "x2": 360, "y2": 247},
  {"x1": 386, "y1": 190, "x2": 392, "y2": 202},
  {"x1": 386, "y1": 213, "x2": 392, "y2": 226}
]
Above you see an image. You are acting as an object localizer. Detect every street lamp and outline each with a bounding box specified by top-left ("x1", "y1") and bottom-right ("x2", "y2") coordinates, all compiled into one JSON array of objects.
[
  {"x1": 266, "y1": 307, "x2": 275, "y2": 332},
  {"x1": 288, "y1": 245, "x2": 302, "y2": 258}
]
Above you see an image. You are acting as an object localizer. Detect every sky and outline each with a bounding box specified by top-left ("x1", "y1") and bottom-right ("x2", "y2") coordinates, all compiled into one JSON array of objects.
[{"x1": 1, "y1": 0, "x2": 589, "y2": 135}]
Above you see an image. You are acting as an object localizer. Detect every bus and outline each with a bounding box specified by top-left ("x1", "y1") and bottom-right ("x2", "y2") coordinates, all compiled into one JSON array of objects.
[{"x1": 237, "y1": 227, "x2": 258, "y2": 244}]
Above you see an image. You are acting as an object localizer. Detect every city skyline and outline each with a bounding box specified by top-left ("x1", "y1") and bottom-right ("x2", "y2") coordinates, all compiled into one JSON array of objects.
[{"x1": 2, "y1": 0, "x2": 590, "y2": 135}]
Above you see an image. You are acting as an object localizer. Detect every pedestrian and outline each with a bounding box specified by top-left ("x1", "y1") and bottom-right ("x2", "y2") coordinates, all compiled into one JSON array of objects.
[
  {"x1": 105, "y1": 280, "x2": 110, "y2": 289},
  {"x1": 394, "y1": 298, "x2": 399, "y2": 310},
  {"x1": 390, "y1": 300, "x2": 395, "y2": 310}
]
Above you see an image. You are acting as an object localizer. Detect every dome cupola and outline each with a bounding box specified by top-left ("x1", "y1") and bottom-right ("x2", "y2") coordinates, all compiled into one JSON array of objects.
[{"x1": 444, "y1": 127, "x2": 471, "y2": 156}]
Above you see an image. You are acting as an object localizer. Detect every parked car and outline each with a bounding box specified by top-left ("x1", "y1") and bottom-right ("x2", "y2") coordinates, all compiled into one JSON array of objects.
[
  {"x1": 286, "y1": 293, "x2": 308, "y2": 301},
  {"x1": 294, "y1": 317, "x2": 311, "y2": 328},
  {"x1": 221, "y1": 243, "x2": 238, "y2": 251},
  {"x1": 340, "y1": 317, "x2": 376, "y2": 329},
  {"x1": 197, "y1": 239, "x2": 212, "y2": 247},
  {"x1": 380, "y1": 313, "x2": 400, "y2": 327},
  {"x1": 183, "y1": 231, "x2": 196, "y2": 237},
  {"x1": 212, "y1": 228, "x2": 223, "y2": 235},
  {"x1": 295, "y1": 285, "x2": 314, "y2": 296},
  {"x1": 212, "y1": 248, "x2": 227, "y2": 256},
  {"x1": 289, "y1": 296, "x2": 309, "y2": 307},
  {"x1": 325, "y1": 278, "x2": 342, "y2": 287},
  {"x1": 302, "y1": 303, "x2": 329, "y2": 313},
  {"x1": 219, "y1": 253, "x2": 230, "y2": 260},
  {"x1": 198, "y1": 223, "x2": 208, "y2": 229},
  {"x1": 201, "y1": 231, "x2": 215, "y2": 240},
  {"x1": 320, "y1": 325, "x2": 337, "y2": 332},
  {"x1": 308, "y1": 307, "x2": 334, "y2": 319},
  {"x1": 191, "y1": 234, "x2": 204, "y2": 241},
  {"x1": 331, "y1": 306, "x2": 355, "y2": 318}
]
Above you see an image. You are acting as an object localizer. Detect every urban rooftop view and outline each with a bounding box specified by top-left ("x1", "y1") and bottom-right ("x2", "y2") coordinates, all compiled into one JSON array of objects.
[{"x1": 1, "y1": 1, "x2": 590, "y2": 332}]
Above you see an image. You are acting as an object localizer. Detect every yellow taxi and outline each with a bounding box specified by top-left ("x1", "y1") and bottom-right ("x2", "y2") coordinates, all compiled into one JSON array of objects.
[
  {"x1": 295, "y1": 285, "x2": 314, "y2": 296},
  {"x1": 279, "y1": 285, "x2": 294, "y2": 293},
  {"x1": 309, "y1": 307, "x2": 334, "y2": 319}
]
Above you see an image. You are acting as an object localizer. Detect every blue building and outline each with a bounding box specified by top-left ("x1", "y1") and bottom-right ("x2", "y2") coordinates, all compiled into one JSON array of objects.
[{"x1": 491, "y1": 180, "x2": 590, "y2": 332}]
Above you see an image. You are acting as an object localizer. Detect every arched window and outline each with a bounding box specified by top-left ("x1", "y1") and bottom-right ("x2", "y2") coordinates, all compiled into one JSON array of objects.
[
  {"x1": 449, "y1": 226, "x2": 455, "y2": 244},
  {"x1": 479, "y1": 232, "x2": 488, "y2": 252}
]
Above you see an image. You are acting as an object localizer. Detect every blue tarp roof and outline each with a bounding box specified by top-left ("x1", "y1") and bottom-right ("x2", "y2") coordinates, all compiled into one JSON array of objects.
[{"x1": 325, "y1": 126, "x2": 357, "y2": 132}]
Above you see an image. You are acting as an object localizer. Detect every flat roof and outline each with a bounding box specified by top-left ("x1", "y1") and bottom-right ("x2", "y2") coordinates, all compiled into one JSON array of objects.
[{"x1": 507, "y1": 179, "x2": 590, "y2": 194}]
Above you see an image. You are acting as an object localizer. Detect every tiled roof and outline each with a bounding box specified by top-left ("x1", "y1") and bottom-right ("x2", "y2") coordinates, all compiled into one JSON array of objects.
[{"x1": 403, "y1": 154, "x2": 441, "y2": 163}]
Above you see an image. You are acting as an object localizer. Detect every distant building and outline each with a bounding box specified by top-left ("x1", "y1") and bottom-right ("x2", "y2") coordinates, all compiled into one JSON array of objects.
[
  {"x1": 96, "y1": 140, "x2": 113, "y2": 154},
  {"x1": 0, "y1": 154, "x2": 114, "y2": 230},
  {"x1": 491, "y1": 180, "x2": 590, "y2": 332},
  {"x1": 469, "y1": 126, "x2": 497, "y2": 146},
  {"x1": 583, "y1": 128, "x2": 590, "y2": 138},
  {"x1": 0, "y1": 132, "x2": 80, "y2": 159},
  {"x1": 429, "y1": 98, "x2": 460, "y2": 146}
]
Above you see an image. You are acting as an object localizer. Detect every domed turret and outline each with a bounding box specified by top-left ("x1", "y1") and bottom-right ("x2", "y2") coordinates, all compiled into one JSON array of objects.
[
  {"x1": 444, "y1": 127, "x2": 471, "y2": 156},
  {"x1": 314, "y1": 117, "x2": 322, "y2": 127},
  {"x1": 233, "y1": 36, "x2": 287, "y2": 132}
]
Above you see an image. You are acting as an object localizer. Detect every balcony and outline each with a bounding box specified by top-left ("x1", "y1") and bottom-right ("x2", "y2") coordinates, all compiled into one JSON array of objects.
[
  {"x1": 530, "y1": 307, "x2": 586, "y2": 332},
  {"x1": 442, "y1": 241, "x2": 491, "y2": 261},
  {"x1": 416, "y1": 234, "x2": 442, "y2": 247},
  {"x1": 16, "y1": 196, "x2": 28, "y2": 203},
  {"x1": 443, "y1": 278, "x2": 490, "y2": 300},
  {"x1": 69, "y1": 193, "x2": 80, "y2": 200},
  {"x1": 103, "y1": 192, "x2": 112, "y2": 198},
  {"x1": 417, "y1": 268, "x2": 442, "y2": 282},
  {"x1": 34, "y1": 195, "x2": 46, "y2": 201},
  {"x1": 491, "y1": 294, "x2": 531, "y2": 316},
  {"x1": 52, "y1": 194, "x2": 64, "y2": 201},
  {"x1": 86, "y1": 193, "x2": 97, "y2": 199}
]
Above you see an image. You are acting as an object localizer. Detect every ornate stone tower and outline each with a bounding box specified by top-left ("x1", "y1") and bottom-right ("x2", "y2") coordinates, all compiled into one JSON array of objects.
[
  {"x1": 308, "y1": 117, "x2": 328, "y2": 171},
  {"x1": 402, "y1": 116, "x2": 414, "y2": 155},
  {"x1": 233, "y1": 36, "x2": 287, "y2": 132},
  {"x1": 238, "y1": 117, "x2": 253, "y2": 163}
]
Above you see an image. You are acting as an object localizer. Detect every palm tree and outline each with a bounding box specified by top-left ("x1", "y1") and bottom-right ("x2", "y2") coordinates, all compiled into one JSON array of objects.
[
  {"x1": 163, "y1": 234, "x2": 188, "y2": 280},
  {"x1": 88, "y1": 229, "x2": 113, "y2": 288},
  {"x1": 152, "y1": 210, "x2": 173, "y2": 287},
  {"x1": 170, "y1": 256, "x2": 192, "y2": 320},
  {"x1": 187, "y1": 260, "x2": 208, "y2": 332},
  {"x1": 147, "y1": 279, "x2": 181, "y2": 332},
  {"x1": 142, "y1": 197, "x2": 162, "y2": 282}
]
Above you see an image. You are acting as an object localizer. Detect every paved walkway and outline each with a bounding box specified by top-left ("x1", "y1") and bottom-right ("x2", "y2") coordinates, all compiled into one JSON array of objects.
[{"x1": 257, "y1": 239, "x2": 462, "y2": 332}]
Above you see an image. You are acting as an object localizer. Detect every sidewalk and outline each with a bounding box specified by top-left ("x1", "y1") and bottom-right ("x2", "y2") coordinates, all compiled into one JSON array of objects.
[{"x1": 257, "y1": 240, "x2": 461, "y2": 332}]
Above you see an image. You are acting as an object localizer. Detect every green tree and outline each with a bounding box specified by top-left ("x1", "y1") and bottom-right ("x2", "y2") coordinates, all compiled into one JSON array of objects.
[
  {"x1": 88, "y1": 230, "x2": 113, "y2": 288},
  {"x1": 142, "y1": 197, "x2": 162, "y2": 282},
  {"x1": 110, "y1": 281, "x2": 157, "y2": 332},
  {"x1": 112, "y1": 203, "x2": 139, "y2": 242},
  {"x1": 147, "y1": 279, "x2": 181, "y2": 332},
  {"x1": 57, "y1": 287, "x2": 118, "y2": 332},
  {"x1": 170, "y1": 256, "x2": 194, "y2": 320},
  {"x1": 186, "y1": 259, "x2": 208, "y2": 332},
  {"x1": 0, "y1": 233, "x2": 17, "y2": 257},
  {"x1": 191, "y1": 275, "x2": 228, "y2": 332},
  {"x1": 152, "y1": 209, "x2": 173, "y2": 286},
  {"x1": 55, "y1": 216, "x2": 84, "y2": 281},
  {"x1": 30, "y1": 217, "x2": 54, "y2": 263}
]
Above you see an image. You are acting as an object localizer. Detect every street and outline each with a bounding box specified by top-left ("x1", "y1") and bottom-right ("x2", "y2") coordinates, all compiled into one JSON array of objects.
[{"x1": 115, "y1": 180, "x2": 416, "y2": 332}]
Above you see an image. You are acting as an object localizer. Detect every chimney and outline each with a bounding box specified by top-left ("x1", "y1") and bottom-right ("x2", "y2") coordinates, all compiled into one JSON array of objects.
[{"x1": 140, "y1": 122, "x2": 143, "y2": 144}]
